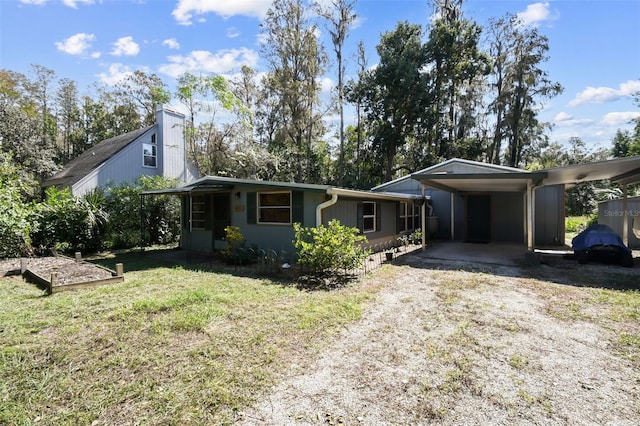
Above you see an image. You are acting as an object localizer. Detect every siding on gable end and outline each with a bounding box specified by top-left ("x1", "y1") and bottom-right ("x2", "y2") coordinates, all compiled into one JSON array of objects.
[
  {"x1": 72, "y1": 129, "x2": 160, "y2": 196},
  {"x1": 158, "y1": 109, "x2": 196, "y2": 184}
]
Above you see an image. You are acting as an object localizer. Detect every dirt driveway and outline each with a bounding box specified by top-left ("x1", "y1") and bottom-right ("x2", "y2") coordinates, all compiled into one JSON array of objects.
[{"x1": 239, "y1": 254, "x2": 640, "y2": 425}]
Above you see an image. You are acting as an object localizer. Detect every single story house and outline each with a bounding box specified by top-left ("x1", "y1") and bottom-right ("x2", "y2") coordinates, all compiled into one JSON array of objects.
[
  {"x1": 143, "y1": 156, "x2": 640, "y2": 257},
  {"x1": 142, "y1": 176, "x2": 425, "y2": 255},
  {"x1": 42, "y1": 107, "x2": 197, "y2": 196}
]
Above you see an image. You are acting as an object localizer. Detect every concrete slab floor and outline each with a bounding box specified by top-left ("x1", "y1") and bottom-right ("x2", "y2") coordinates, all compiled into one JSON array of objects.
[{"x1": 417, "y1": 241, "x2": 529, "y2": 266}]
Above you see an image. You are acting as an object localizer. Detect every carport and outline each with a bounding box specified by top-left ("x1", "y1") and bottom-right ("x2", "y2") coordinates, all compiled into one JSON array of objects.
[{"x1": 412, "y1": 156, "x2": 640, "y2": 254}]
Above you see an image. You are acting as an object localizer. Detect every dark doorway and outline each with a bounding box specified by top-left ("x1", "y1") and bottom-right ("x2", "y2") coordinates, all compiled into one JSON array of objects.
[
  {"x1": 212, "y1": 193, "x2": 231, "y2": 241},
  {"x1": 466, "y1": 194, "x2": 491, "y2": 243}
]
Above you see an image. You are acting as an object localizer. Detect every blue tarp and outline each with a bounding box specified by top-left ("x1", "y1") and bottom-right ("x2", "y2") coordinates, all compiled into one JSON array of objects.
[{"x1": 572, "y1": 224, "x2": 632, "y2": 253}]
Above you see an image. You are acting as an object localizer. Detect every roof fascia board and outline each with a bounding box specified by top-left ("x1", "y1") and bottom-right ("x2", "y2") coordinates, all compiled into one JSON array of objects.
[
  {"x1": 412, "y1": 172, "x2": 547, "y2": 181},
  {"x1": 416, "y1": 179, "x2": 459, "y2": 193},
  {"x1": 611, "y1": 166, "x2": 640, "y2": 185},
  {"x1": 191, "y1": 176, "x2": 330, "y2": 192},
  {"x1": 328, "y1": 187, "x2": 424, "y2": 201}
]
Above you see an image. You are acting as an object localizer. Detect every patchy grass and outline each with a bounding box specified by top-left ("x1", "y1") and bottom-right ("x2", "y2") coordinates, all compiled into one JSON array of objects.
[{"x1": 0, "y1": 251, "x2": 377, "y2": 425}]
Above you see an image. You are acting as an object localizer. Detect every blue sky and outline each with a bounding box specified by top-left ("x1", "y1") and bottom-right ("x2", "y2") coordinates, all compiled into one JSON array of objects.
[{"x1": 1, "y1": 0, "x2": 639, "y2": 153}]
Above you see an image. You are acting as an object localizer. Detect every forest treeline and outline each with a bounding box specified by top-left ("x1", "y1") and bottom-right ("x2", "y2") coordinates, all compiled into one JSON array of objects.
[{"x1": 1, "y1": 0, "x2": 638, "y2": 196}]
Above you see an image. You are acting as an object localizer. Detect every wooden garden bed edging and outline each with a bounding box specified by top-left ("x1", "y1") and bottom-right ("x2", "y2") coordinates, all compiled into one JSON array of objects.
[{"x1": 18, "y1": 254, "x2": 124, "y2": 295}]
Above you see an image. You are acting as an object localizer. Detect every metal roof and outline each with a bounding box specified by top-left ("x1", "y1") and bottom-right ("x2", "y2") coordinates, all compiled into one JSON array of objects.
[
  {"x1": 411, "y1": 156, "x2": 640, "y2": 192},
  {"x1": 541, "y1": 156, "x2": 640, "y2": 186},
  {"x1": 141, "y1": 176, "x2": 425, "y2": 201}
]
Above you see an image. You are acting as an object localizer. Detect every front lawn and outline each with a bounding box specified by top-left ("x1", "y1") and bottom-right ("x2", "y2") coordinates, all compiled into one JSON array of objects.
[{"x1": 0, "y1": 251, "x2": 377, "y2": 425}]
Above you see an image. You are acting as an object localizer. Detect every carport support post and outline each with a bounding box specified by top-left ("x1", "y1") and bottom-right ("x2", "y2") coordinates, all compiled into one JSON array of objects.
[
  {"x1": 526, "y1": 181, "x2": 534, "y2": 252},
  {"x1": 139, "y1": 194, "x2": 145, "y2": 252},
  {"x1": 450, "y1": 192, "x2": 455, "y2": 241},
  {"x1": 622, "y1": 184, "x2": 629, "y2": 246},
  {"x1": 421, "y1": 186, "x2": 427, "y2": 251}
]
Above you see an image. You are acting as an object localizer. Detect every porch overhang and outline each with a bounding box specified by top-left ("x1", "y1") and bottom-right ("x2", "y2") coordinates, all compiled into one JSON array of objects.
[
  {"x1": 140, "y1": 184, "x2": 234, "y2": 196},
  {"x1": 410, "y1": 171, "x2": 547, "y2": 193}
]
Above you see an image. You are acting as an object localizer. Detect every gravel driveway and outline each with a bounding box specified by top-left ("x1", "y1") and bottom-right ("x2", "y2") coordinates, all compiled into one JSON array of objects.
[{"x1": 239, "y1": 254, "x2": 640, "y2": 425}]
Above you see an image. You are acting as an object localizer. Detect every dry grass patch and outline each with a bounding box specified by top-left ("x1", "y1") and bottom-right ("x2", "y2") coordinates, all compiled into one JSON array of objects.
[{"x1": 0, "y1": 251, "x2": 379, "y2": 425}]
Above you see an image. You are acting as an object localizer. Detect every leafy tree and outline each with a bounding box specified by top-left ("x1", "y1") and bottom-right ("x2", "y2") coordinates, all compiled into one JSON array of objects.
[
  {"x1": 486, "y1": 14, "x2": 563, "y2": 167},
  {"x1": 426, "y1": 0, "x2": 489, "y2": 159},
  {"x1": 611, "y1": 92, "x2": 640, "y2": 158},
  {"x1": 24, "y1": 65, "x2": 58, "y2": 157},
  {"x1": 354, "y1": 22, "x2": 430, "y2": 183},
  {"x1": 56, "y1": 78, "x2": 83, "y2": 162},
  {"x1": 0, "y1": 152, "x2": 35, "y2": 258},
  {"x1": 261, "y1": 0, "x2": 327, "y2": 183},
  {"x1": 176, "y1": 72, "x2": 246, "y2": 177},
  {"x1": 533, "y1": 137, "x2": 609, "y2": 216},
  {"x1": 0, "y1": 103, "x2": 59, "y2": 186},
  {"x1": 110, "y1": 70, "x2": 171, "y2": 126},
  {"x1": 316, "y1": 0, "x2": 357, "y2": 186}
]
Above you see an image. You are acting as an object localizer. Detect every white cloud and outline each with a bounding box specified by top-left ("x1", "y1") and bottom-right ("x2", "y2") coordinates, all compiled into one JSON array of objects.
[
  {"x1": 62, "y1": 0, "x2": 94, "y2": 8},
  {"x1": 19, "y1": 0, "x2": 48, "y2": 5},
  {"x1": 111, "y1": 36, "x2": 140, "y2": 56},
  {"x1": 55, "y1": 33, "x2": 95, "y2": 55},
  {"x1": 21, "y1": 0, "x2": 95, "y2": 6},
  {"x1": 97, "y1": 63, "x2": 134, "y2": 85},
  {"x1": 172, "y1": 0, "x2": 271, "y2": 25},
  {"x1": 159, "y1": 48, "x2": 259, "y2": 78},
  {"x1": 570, "y1": 80, "x2": 640, "y2": 106},
  {"x1": 226, "y1": 27, "x2": 240, "y2": 38},
  {"x1": 163, "y1": 38, "x2": 180, "y2": 50},
  {"x1": 516, "y1": 2, "x2": 558, "y2": 27},
  {"x1": 320, "y1": 77, "x2": 334, "y2": 93},
  {"x1": 553, "y1": 111, "x2": 593, "y2": 127},
  {"x1": 601, "y1": 111, "x2": 640, "y2": 127}
]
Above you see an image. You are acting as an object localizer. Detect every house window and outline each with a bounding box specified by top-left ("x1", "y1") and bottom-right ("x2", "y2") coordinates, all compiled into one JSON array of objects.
[
  {"x1": 258, "y1": 191, "x2": 291, "y2": 224},
  {"x1": 413, "y1": 204, "x2": 421, "y2": 230},
  {"x1": 191, "y1": 196, "x2": 205, "y2": 230},
  {"x1": 399, "y1": 202, "x2": 421, "y2": 232},
  {"x1": 399, "y1": 202, "x2": 409, "y2": 232},
  {"x1": 143, "y1": 143, "x2": 156, "y2": 167},
  {"x1": 362, "y1": 201, "x2": 376, "y2": 233}
]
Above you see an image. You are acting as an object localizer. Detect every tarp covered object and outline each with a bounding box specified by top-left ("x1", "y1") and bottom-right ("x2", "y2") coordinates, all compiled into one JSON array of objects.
[{"x1": 572, "y1": 224, "x2": 631, "y2": 253}]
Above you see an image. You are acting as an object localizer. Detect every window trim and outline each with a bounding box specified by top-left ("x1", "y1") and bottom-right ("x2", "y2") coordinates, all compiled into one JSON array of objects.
[
  {"x1": 257, "y1": 191, "x2": 292, "y2": 225},
  {"x1": 190, "y1": 195, "x2": 206, "y2": 230},
  {"x1": 362, "y1": 201, "x2": 376, "y2": 233},
  {"x1": 142, "y1": 142, "x2": 157, "y2": 168},
  {"x1": 399, "y1": 202, "x2": 409, "y2": 232},
  {"x1": 412, "y1": 204, "x2": 421, "y2": 230},
  {"x1": 399, "y1": 201, "x2": 421, "y2": 232}
]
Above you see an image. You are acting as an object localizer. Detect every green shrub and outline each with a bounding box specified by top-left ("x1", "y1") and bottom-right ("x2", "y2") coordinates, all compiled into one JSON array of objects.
[
  {"x1": 0, "y1": 153, "x2": 34, "y2": 258},
  {"x1": 105, "y1": 176, "x2": 180, "y2": 249},
  {"x1": 31, "y1": 186, "x2": 108, "y2": 254},
  {"x1": 409, "y1": 228, "x2": 423, "y2": 245},
  {"x1": 565, "y1": 215, "x2": 597, "y2": 233},
  {"x1": 293, "y1": 220, "x2": 370, "y2": 275},
  {"x1": 220, "y1": 226, "x2": 255, "y2": 265}
]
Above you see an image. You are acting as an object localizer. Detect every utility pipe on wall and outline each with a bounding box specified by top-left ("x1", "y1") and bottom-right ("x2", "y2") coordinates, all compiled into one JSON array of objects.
[{"x1": 316, "y1": 192, "x2": 339, "y2": 227}]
